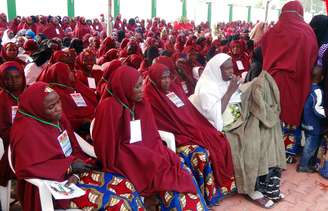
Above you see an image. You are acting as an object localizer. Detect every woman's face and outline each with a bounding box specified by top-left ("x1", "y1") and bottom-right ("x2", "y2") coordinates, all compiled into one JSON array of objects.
[
  {"x1": 82, "y1": 54, "x2": 96, "y2": 72},
  {"x1": 231, "y1": 44, "x2": 241, "y2": 55},
  {"x1": 3, "y1": 68, "x2": 24, "y2": 92},
  {"x1": 43, "y1": 91, "x2": 62, "y2": 122},
  {"x1": 221, "y1": 58, "x2": 234, "y2": 81},
  {"x1": 160, "y1": 70, "x2": 171, "y2": 93},
  {"x1": 132, "y1": 76, "x2": 144, "y2": 102},
  {"x1": 5, "y1": 45, "x2": 18, "y2": 59}
]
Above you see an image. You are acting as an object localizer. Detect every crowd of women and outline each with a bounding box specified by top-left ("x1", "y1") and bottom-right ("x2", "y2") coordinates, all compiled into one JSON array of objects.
[{"x1": 0, "y1": 0, "x2": 327, "y2": 210}]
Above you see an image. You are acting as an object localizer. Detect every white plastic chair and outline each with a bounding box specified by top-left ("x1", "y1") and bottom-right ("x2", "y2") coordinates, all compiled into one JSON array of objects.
[
  {"x1": 7, "y1": 134, "x2": 90, "y2": 211},
  {"x1": 0, "y1": 137, "x2": 11, "y2": 211},
  {"x1": 158, "y1": 130, "x2": 176, "y2": 153}
]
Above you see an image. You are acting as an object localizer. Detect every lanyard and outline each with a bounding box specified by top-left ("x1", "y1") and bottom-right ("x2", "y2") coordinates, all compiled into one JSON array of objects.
[
  {"x1": 106, "y1": 88, "x2": 135, "y2": 120},
  {"x1": 49, "y1": 83, "x2": 75, "y2": 92},
  {"x1": 4, "y1": 89, "x2": 19, "y2": 102},
  {"x1": 18, "y1": 110, "x2": 62, "y2": 132}
]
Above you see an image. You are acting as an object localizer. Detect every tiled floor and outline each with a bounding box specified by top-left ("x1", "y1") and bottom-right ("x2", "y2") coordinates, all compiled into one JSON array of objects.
[{"x1": 212, "y1": 163, "x2": 328, "y2": 211}]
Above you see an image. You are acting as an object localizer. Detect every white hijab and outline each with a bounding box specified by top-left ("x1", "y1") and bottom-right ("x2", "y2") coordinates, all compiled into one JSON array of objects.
[
  {"x1": 1, "y1": 29, "x2": 16, "y2": 45},
  {"x1": 189, "y1": 53, "x2": 231, "y2": 131}
]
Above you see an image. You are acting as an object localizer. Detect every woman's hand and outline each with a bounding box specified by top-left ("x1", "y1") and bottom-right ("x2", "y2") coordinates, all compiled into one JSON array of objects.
[
  {"x1": 65, "y1": 174, "x2": 80, "y2": 187},
  {"x1": 71, "y1": 159, "x2": 93, "y2": 174},
  {"x1": 227, "y1": 75, "x2": 240, "y2": 94}
]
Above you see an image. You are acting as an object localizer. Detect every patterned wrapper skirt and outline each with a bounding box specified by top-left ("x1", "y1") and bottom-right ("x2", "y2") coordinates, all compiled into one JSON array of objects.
[
  {"x1": 283, "y1": 124, "x2": 302, "y2": 159},
  {"x1": 177, "y1": 144, "x2": 236, "y2": 206},
  {"x1": 316, "y1": 135, "x2": 328, "y2": 178},
  {"x1": 69, "y1": 171, "x2": 144, "y2": 211}
]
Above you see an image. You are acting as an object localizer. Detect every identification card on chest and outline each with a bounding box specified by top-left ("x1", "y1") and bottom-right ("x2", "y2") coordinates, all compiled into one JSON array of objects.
[
  {"x1": 11, "y1": 106, "x2": 18, "y2": 123},
  {"x1": 87, "y1": 77, "x2": 96, "y2": 89},
  {"x1": 181, "y1": 81, "x2": 189, "y2": 94},
  {"x1": 166, "y1": 92, "x2": 184, "y2": 108},
  {"x1": 57, "y1": 130, "x2": 72, "y2": 157},
  {"x1": 130, "y1": 120, "x2": 142, "y2": 144},
  {"x1": 70, "y1": 93, "x2": 87, "y2": 107},
  {"x1": 236, "y1": 60, "x2": 245, "y2": 71}
]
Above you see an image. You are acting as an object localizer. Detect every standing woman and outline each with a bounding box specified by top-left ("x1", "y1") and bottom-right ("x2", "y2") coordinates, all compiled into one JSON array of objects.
[
  {"x1": 10, "y1": 82, "x2": 144, "y2": 211},
  {"x1": 144, "y1": 63, "x2": 236, "y2": 206},
  {"x1": 0, "y1": 61, "x2": 26, "y2": 187},
  {"x1": 93, "y1": 65, "x2": 208, "y2": 210},
  {"x1": 260, "y1": 1, "x2": 318, "y2": 163}
]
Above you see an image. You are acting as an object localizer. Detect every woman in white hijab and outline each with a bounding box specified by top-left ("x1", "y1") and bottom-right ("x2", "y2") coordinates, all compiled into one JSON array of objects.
[
  {"x1": 189, "y1": 53, "x2": 285, "y2": 209},
  {"x1": 189, "y1": 53, "x2": 240, "y2": 132}
]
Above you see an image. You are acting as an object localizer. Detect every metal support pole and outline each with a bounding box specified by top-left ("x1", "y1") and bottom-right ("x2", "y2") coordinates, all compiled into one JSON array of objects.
[
  {"x1": 7, "y1": 0, "x2": 17, "y2": 21},
  {"x1": 207, "y1": 2, "x2": 212, "y2": 26},
  {"x1": 228, "y1": 4, "x2": 233, "y2": 22},
  {"x1": 107, "y1": 0, "x2": 113, "y2": 36},
  {"x1": 67, "y1": 0, "x2": 75, "y2": 18},
  {"x1": 151, "y1": 0, "x2": 157, "y2": 18}
]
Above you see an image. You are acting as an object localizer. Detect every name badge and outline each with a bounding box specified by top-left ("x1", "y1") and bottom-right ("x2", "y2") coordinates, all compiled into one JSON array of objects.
[
  {"x1": 181, "y1": 81, "x2": 189, "y2": 94},
  {"x1": 166, "y1": 92, "x2": 184, "y2": 108},
  {"x1": 57, "y1": 130, "x2": 72, "y2": 157},
  {"x1": 70, "y1": 93, "x2": 87, "y2": 107},
  {"x1": 56, "y1": 28, "x2": 60, "y2": 35},
  {"x1": 96, "y1": 26, "x2": 99, "y2": 30},
  {"x1": 87, "y1": 77, "x2": 96, "y2": 89},
  {"x1": 236, "y1": 60, "x2": 245, "y2": 71},
  {"x1": 130, "y1": 120, "x2": 142, "y2": 144},
  {"x1": 11, "y1": 106, "x2": 18, "y2": 123}
]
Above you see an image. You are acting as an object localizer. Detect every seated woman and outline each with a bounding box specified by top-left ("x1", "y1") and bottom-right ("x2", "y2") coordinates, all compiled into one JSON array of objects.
[
  {"x1": 38, "y1": 62, "x2": 96, "y2": 138},
  {"x1": 75, "y1": 49, "x2": 103, "y2": 90},
  {"x1": 189, "y1": 53, "x2": 286, "y2": 209},
  {"x1": 10, "y1": 82, "x2": 144, "y2": 211},
  {"x1": 144, "y1": 63, "x2": 236, "y2": 206},
  {"x1": 1, "y1": 42, "x2": 26, "y2": 67},
  {"x1": 93, "y1": 65, "x2": 208, "y2": 210},
  {"x1": 0, "y1": 61, "x2": 25, "y2": 187}
]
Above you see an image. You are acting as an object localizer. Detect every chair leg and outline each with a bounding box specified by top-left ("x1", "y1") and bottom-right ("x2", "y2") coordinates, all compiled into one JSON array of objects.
[{"x1": 0, "y1": 182, "x2": 11, "y2": 211}]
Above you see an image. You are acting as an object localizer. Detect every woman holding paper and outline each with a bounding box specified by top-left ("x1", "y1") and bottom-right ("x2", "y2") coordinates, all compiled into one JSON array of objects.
[
  {"x1": 93, "y1": 65, "x2": 208, "y2": 210},
  {"x1": 0, "y1": 61, "x2": 25, "y2": 187},
  {"x1": 10, "y1": 82, "x2": 144, "y2": 211},
  {"x1": 144, "y1": 63, "x2": 236, "y2": 206}
]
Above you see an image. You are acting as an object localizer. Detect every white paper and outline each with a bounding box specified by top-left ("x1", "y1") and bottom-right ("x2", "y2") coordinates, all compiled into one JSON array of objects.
[
  {"x1": 11, "y1": 106, "x2": 18, "y2": 123},
  {"x1": 192, "y1": 67, "x2": 200, "y2": 80},
  {"x1": 181, "y1": 81, "x2": 189, "y2": 94},
  {"x1": 70, "y1": 93, "x2": 87, "y2": 107},
  {"x1": 130, "y1": 120, "x2": 142, "y2": 144},
  {"x1": 87, "y1": 77, "x2": 96, "y2": 89},
  {"x1": 236, "y1": 60, "x2": 245, "y2": 71},
  {"x1": 44, "y1": 180, "x2": 85, "y2": 200},
  {"x1": 55, "y1": 28, "x2": 60, "y2": 35},
  {"x1": 57, "y1": 130, "x2": 72, "y2": 157},
  {"x1": 166, "y1": 92, "x2": 185, "y2": 108}
]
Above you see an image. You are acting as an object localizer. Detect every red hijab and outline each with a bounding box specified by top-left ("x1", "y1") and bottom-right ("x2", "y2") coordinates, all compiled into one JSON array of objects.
[
  {"x1": 38, "y1": 62, "x2": 96, "y2": 130},
  {"x1": 10, "y1": 82, "x2": 86, "y2": 211},
  {"x1": 97, "y1": 48, "x2": 119, "y2": 65},
  {"x1": 42, "y1": 22, "x2": 64, "y2": 39},
  {"x1": 0, "y1": 62, "x2": 26, "y2": 186},
  {"x1": 260, "y1": 1, "x2": 318, "y2": 125},
  {"x1": 145, "y1": 63, "x2": 235, "y2": 190},
  {"x1": 93, "y1": 65, "x2": 196, "y2": 196},
  {"x1": 97, "y1": 36, "x2": 116, "y2": 57},
  {"x1": 1, "y1": 42, "x2": 26, "y2": 67},
  {"x1": 229, "y1": 40, "x2": 250, "y2": 76},
  {"x1": 75, "y1": 49, "x2": 103, "y2": 87},
  {"x1": 73, "y1": 17, "x2": 91, "y2": 40},
  {"x1": 96, "y1": 59, "x2": 122, "y2": 99}
]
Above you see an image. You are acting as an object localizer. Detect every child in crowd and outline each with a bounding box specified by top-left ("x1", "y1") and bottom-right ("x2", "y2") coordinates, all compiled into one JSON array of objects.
[{"x1": 298, "y1": 66, "x2": 326, "y2": 172}]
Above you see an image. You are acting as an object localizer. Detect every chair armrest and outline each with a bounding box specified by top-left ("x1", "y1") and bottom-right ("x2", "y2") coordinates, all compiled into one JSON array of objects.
[
  {"x1": 25, "y1": 178, "x2": 55, "y2": 211},
  {"x1": 158, "y1": 130, "x2": 176, "y2": 153},
  {"x1": 0, "y1": 138, "x2": 4, "y2": 160},
  {"x1": 74, "y1": 133, "x2": 96, "y2": 158}
]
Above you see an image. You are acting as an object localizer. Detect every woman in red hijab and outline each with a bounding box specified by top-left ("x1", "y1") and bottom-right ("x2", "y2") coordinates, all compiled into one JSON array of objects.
[
  {"x1": 1, "y1": 42, "x2": 26, "y2": 67},
  {"x1": 75, "y1": 49, "x2": 103, "y2": 90},
  {"x1": 97, "y1": 36, "x2": 117, "y2": 58},
  {"x1": 260, "y1": 1, "x2": 318, "y2": 163},
  {"x1": 145, "y1": 63, "x2": 236, "y2": 206},
  {"x1": 10, "y1": 82, "x2": 144, "y2": 211},
  {"x1": 0, "y1": 61, "x2": 26, "y2": 187},
  {"x1": 41, "y1": 17, "x2": 64, "y2": 39},
  {"x1": 38, "y1": 62, "x2": 96, "y2": 137},
  {"x1": 93, "y1": 65, "x2": 208, "y2": 210},
  {"x1": 73, "y1": 17, "x2": 92, "y2": 40},
  {"x1": 229, "y1": 40, "x2": 250, "y2": 76},
  {"x1": 97, "y1": 48, "x2": 119, "y2": 65},
  {"x1": 96, "y1": 59, "x2": 122, "y2": 99}
]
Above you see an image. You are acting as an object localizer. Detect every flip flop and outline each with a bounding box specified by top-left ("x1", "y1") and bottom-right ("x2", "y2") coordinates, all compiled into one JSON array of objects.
[{"x1": 246, "y1": 192, "x2": 275, "y2": 209}]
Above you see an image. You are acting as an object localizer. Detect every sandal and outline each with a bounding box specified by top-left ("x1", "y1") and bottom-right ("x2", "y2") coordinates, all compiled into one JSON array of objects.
[
  {"x1": 246, "y1": 191, "x2": 275, "y2": 209},
  {"x1": 271, "y1": 193, "x2": 285, "y2": 203}
]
